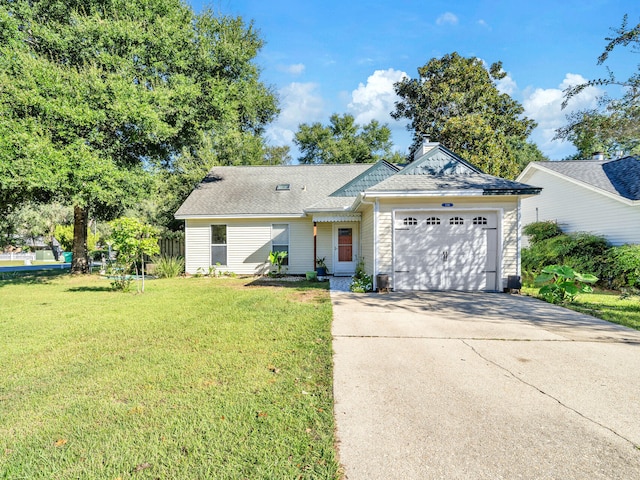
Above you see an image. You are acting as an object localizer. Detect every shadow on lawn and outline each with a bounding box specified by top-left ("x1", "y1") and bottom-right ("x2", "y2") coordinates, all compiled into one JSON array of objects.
[
  {"x1": 245, "y1": 277, "x2": 330, "y2": 291},
  {"x1": 66, "y1": 286, "x2": 113, "y2": 292},
  {"x1": 0, "y1": 270, "x2": 65, "y2": 287}
]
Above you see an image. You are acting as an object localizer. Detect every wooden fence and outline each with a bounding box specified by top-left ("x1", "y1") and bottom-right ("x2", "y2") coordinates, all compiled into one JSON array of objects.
[{"x1": 158, "y1": 237, "x2": 185, "y2": 258}]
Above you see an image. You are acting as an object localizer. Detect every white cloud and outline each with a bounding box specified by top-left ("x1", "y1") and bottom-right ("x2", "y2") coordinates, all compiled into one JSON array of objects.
[
  {"x1": 348, "y1": 68, "x2": 408, "y2": 125},
  {"x1": 496, "y1": 74, "x2": 517, "y2": 95},
  {"x1": 522, "y1": 73, "x2": 602, "y2": 158},
  {"x1": 265, "y1": 82, "x2": 325, "y2": 146},
  {"x1": 436, "y1": 12, "x2": 458, "y2": 26},
  {"x1": 279, "y1": 63, "x2": 305, "y2": 75},
  {"x1": 478, "y1": 19, "x2": 490, "y2": 29}
]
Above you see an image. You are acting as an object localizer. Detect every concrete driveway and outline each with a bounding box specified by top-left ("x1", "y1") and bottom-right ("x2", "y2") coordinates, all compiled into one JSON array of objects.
[{"x1": 331, "y1": 290, "x2": 640, "y2": 479}]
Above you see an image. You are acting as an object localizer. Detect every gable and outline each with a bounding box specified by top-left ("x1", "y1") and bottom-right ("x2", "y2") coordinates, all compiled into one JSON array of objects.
[
  {"x1": 365, "y1": 144, "x2": 540, "y2": 196},
  {"x1": 400, "y1": 144, "x2": 481, "y2": 176},
  {"x1": 329, "y1": 161, "x2": 400, "y2": 197}
]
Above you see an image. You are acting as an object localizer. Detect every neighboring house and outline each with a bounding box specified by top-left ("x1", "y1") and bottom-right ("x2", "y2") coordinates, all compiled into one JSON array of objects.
[
  {"x1": 175, "y1": 142, "x2": 540, "y2": 291},
  {"x1": 517, "y1": 157, "x2": 640, "y2": 246}
]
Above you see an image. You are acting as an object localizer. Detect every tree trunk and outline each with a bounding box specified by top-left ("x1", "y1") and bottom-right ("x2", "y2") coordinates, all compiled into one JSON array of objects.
[{"x1": 71, "y1": 205, "x2": 90, "y2": 274}]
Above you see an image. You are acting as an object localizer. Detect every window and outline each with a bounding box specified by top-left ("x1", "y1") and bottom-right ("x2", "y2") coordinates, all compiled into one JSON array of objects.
[
  {"x1": 449, "y1": 217, "x2": 464, "y2": 225},
  {"x1": 425, "y1": 216, "x2": 441, "y2": 225},
  {"x1": 211, "y1": 225, "x2": 227, "y2": 265},
  {"x1": 473, "y1": 216, "x2": 488, "y2": 225},
  {"x1": 403, "y1": 217, "x2": 418, "y2": 226},
  {"x1": 275, "y1": 184, "x2": 290, "y2": 191},
  {"x1": 271, "y1": 224, "x2": 289, "y2": 265}
]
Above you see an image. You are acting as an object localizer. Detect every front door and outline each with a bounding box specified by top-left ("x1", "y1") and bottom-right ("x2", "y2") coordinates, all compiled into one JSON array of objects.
[{"x1": 333, "y1": 223, "x2": 358, "y2": 276}]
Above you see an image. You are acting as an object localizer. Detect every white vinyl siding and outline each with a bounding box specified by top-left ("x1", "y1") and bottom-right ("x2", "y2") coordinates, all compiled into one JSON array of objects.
[
  {"x1": 184, "y1": 219, "x2": 212, "y2": 274},
  {"x1": 315, "y1": 223, "x2": 333, "y2": 274},
  {"x1": 184, "y1": 218, "x2": 314, "y2": 275},
  {"x1": 360, "y1": 204, "x2": 375, "y2": 276},
  {"x1": 520, "y1": 169, "x2": 640, "y2": 246}
]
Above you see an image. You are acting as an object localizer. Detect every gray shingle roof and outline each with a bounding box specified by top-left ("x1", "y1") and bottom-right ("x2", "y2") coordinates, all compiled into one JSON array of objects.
[
  {"x1": 175, "y1": 144, "x2": 542, "y2": 219},
  {"x1": 366, "y1": 173, "x2": 540, "y2": 194},
  {"x1": 534, "y1": 156, "x2": 640, "y2": 200},
  {"x1": 175, "y1": 164, "x2": 371, "y2": 217}
]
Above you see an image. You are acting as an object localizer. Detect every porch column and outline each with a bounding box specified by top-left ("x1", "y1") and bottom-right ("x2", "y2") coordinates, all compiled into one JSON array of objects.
[{"x1": 313, "y1": 221, "x2": 317, "y2": 270}]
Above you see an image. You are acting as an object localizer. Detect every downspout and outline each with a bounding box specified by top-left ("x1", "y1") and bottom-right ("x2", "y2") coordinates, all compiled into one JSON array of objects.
[
  {"x1": 360, "y1": 195, "x2": 378, "y2": 290},
  {"x1": 517, "y1": 198, "x2": 521, "y2": 277}
]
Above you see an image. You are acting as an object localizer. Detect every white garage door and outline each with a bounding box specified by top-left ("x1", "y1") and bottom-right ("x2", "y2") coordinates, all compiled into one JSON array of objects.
[{"x1": 394, "y1": 211, "x2": 498, "y2": 291}]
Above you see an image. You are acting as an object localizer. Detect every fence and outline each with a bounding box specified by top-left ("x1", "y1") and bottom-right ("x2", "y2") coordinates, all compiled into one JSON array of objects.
[
  {"x1": 158, "y1": 237, "x2": 185, "y2": 258},
  {"x1": 0, "y1": 252, "x2": 36, "y2": 261}
]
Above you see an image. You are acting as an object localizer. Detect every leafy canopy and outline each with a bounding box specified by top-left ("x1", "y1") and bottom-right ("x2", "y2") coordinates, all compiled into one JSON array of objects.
[
  {"x1": 294, "y1": 113, "x2": 393, "y2": 164},
  {"x1": 392, "y1": 52, "x2": 538, "y2": 178},
  {"x1": 556, "y1": 15, "x2": 640, "y2": 158},
  {"x1": 0, "y1": 0, "x2": 278, "y2": 270}
]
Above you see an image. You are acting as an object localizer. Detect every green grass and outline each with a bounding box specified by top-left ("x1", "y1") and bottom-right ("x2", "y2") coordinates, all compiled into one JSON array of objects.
[
  {"x1": 522, "y1": 286, "x2": 640, "y2": 331},
  {"x1": 0, "y1": 273, "x2": 338, "y2": 479}
]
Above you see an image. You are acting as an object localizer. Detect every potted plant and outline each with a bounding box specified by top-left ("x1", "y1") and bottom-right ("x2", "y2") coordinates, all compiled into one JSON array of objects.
[{"x1": 316, "y1": 257, "x2": 327, "y2": 276}]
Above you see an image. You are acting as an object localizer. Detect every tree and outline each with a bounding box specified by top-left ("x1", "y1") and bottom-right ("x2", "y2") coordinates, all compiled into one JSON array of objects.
[
  {"x1": 556, "y1": 15, "x2": 640, "y2": 158},
  {"x1": 0, "y1": 1, "x2": 278, "y2": 273},
  {"x1": 109, "y1": 217, "x2": 160, "y2": 293},
  {"x1": 506, "y1": 138, "x2": 549, "y2": 172},
  {"x1": 391, "y1": 52, "x2": 537, "y2": 179},
  {"x1": 294, "y1": 113, "x2": 393, "y2": 164}
]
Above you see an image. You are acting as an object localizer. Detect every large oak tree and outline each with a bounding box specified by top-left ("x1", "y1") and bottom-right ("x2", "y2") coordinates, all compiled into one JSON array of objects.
[
  {"x1": 392, "y1": 52, "x2": 538, "y2": 178},
  {"x1": 0, "y1": 0, "x2": 278, "y2": 272}
]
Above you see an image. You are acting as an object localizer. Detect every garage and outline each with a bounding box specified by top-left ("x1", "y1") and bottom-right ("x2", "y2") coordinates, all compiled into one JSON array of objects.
[{"x1": 393, "y1": 210, "x2": 499, "y2": 291}]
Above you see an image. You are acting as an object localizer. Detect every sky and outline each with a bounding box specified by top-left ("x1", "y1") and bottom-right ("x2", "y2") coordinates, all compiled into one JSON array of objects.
[{"x1": 187, "y1": 0, "x2": 638, "y2": 160}]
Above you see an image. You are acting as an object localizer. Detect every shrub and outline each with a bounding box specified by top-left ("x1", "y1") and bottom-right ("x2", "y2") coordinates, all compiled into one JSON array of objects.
[
  {"x1": 607, "y1": 245, "x2": 640, "y2": 289},
  {"x1": 534, "y1": 265, "x2": 598, "y2": 304},
  {"x1": 153, "y1": 255, "x2": 185, "y2": 278},
  {"x1": 350, "y1": 258, "x2": 373, "y2": 293},
  {"x1": 521, "y1": 231, "x2": 610, "y2": 280},
  {"x1": 523, "y1": 221, "x2": 563, "y2": 244}
]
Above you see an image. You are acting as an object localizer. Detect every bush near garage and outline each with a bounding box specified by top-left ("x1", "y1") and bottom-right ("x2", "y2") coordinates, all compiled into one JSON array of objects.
[
  {"x1": 607, "y1": 245, "x2": 640, "y2": 291},
  {"x1": 522, "y1": 226, "x2": 610, "y2": 280},
  {"x1": 521, "y1": 222, "x2": 640, "y2": 290}
]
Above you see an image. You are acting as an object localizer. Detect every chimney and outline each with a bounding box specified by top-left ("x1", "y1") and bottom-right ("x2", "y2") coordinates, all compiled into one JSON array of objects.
[
  {"x1": 414, "y1": 136, "x2": 440, "y2": 161},
  {"x1": 592, "y1": 151, "x2": 605, "y2": 161}
]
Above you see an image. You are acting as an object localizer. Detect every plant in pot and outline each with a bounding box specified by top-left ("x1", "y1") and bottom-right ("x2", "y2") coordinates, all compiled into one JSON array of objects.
[{"x1": 316, "y1": 257, "x2": 327, "y2": 276}]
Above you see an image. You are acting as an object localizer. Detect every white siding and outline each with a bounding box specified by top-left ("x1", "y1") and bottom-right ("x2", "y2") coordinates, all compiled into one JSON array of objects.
[
  {"x1": 376, "y1": 197, "x2": 520, "y2": 290},
  {"x1": 184, "y1": 217, "x2": 315, "y2": 275},
  {"x1": 184, "y1": 219, "x2": 212, "y2": 274},
  {"x1": 520, "y1": 170, "x2": 640, "y2": 246},
  {"x1": 360, "y1": 204, "x2": 374, "y2": 276},
  {"x1": 316, "y1": 223, "x2": 333, "y2": 274}
]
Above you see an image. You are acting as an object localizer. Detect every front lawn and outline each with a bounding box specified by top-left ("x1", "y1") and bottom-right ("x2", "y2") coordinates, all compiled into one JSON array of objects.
[
  {"x1": 522, "y1": 286, "x2": 640, "y2": 331},
  {"x1": 0, "y1": 274, "x2": 339, "y2": 479}
]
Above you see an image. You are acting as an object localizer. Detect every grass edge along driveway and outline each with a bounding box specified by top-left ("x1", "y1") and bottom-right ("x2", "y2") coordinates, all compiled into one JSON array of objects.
[
  {"x1": 0, "y1": 273, "x2": 340, "y2": 479},
  {"x1": 522, "y1": 286, "x2": 640, "y2": 331}
]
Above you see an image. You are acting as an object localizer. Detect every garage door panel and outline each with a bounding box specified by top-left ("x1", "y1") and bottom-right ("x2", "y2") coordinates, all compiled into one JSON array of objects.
[{"x1": 394, "y1": 211, "x2": 498, "y2": 291}]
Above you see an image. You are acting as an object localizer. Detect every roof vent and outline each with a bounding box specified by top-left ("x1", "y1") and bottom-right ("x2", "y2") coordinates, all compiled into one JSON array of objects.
[{"x1": 275, "y1": 183, "x2": 290, "y2": 191}]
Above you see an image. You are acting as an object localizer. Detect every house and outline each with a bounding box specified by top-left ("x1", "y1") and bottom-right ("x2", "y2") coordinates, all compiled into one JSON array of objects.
[
  {"x1": 175, "y1": 142, "x2": 540, "y2": 291},
  {"x1": 516, "y1": 157, "x2": 640, "y2": 246}
]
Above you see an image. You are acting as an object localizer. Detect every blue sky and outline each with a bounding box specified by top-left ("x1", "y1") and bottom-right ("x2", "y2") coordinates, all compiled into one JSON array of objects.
[{"x1": 188, "y1": 1, "x2": 638, "y2": 160}]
